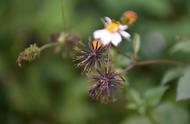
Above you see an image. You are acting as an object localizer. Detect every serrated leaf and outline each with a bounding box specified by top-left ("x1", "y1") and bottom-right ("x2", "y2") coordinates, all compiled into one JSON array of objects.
[
  {"x1": 133, "y1": 33, "x2": 141, "y2": 58},
  {"x1": 144, "y1": 86, "x2": 168, "y2": 107},
  {"x1": 177, "y1": 67, "x2": 190, "y2": 100},
  {"x1": 171, "y1": 40, "x2": 190, "y2": 53},
  {"x1": 161, "y1": 68, "x2": 183, "y2": 85}
]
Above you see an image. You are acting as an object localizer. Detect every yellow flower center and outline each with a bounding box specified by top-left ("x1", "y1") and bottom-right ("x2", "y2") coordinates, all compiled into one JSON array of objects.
[{"x1": 105, "y1": 21, "x2": 120, "y2": 32}]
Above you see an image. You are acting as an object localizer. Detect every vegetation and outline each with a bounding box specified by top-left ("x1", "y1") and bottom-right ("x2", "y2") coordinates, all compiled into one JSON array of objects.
[{"x1": 0, "y1": 0, "x2": 190, "y2": 124}]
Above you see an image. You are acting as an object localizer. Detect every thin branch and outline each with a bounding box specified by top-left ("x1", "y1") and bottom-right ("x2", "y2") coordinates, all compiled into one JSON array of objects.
[
  {"x1": 39, "y1": 42, "x2": 62, "y2": 51},
  {"x1": 113, "y1": 45, "x2": 130, "y2": 59},
  {"x1": 120, "y1": 59, "x2": 187, "y2": 74},
  {"x1": 106, "y1": 43, "x2": 111, "y2": 73},
  {"x1": 60, "y1": 0, "x2": 66, "y2": 29},
  {"x1": 136, "y1": 59, "x2": 186, "y2": 66},
  {"x1": 123, "y1": 62, "x2": 136, "y2": 72}
]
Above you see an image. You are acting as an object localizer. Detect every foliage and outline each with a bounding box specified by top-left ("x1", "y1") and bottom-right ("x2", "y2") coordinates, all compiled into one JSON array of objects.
[{"x1": 177, "y1": 67, "x2": 190, "y2": 100}]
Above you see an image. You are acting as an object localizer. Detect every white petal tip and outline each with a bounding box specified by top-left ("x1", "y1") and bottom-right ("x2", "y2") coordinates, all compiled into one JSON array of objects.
[
  {"x1": 104, "y1": 17, "x2": 112, "y2": 23},
  {"x1": 120, "y1": 31, "x2": 131, "y2": 39},
  {"x1": 120, "y1": 25, "x2": 128, "y2": 30}
]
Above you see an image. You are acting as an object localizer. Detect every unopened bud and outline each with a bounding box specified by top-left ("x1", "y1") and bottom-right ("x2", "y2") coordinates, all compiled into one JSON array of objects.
[
  {"x1": 16, "y1": 44, "x2": 40, "y2": 67},
  {"x1": 121, "y1": 11, "x2": 138, "y2": 26}
]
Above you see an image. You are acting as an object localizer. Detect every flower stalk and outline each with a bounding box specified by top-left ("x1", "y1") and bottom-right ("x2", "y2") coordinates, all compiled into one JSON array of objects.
[{"x1": 39, "y1": 42, "x2": 63, "y2": 52}]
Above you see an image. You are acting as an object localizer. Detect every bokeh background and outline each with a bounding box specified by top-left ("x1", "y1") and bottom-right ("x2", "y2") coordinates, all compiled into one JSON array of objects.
[{"x1": 0, "y1": 0, "x2": 190, "y2": 124}]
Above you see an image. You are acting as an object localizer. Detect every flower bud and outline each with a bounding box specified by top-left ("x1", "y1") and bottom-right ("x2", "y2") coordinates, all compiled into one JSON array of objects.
[
  {"x1": 121, "y1": 11, "x2": 138, "y2": 26},
  {"x1": 16, "y1": 44, "x2": 40, "y2": 67}
]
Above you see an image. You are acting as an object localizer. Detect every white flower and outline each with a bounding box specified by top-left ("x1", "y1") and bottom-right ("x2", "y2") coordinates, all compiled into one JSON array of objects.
[{"x1": 93, "y1": 17, "x2": 130, "y2": 46}]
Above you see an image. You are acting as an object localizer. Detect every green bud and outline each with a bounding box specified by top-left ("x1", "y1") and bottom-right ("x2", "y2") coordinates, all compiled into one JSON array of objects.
[
  {"x1": 17, "y1": 44, "x2": 40, "y2": 67},
  {"x1": 133, "y1": 33, "x2": 141, "y2": 59}
]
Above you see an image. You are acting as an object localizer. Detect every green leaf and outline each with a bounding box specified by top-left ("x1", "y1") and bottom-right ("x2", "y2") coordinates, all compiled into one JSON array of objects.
[
  {"x1": 112, "y1": 49, "x2": 131, "y2": 67},
  {"x1": 127, "y1": 89, "x2": 147, "y2": 114},
  {"x1": 127, "y1": 103, "x2": 138, "y2": 110},
  {"x1": 152, "y1": 102, "x2": 189, "y2": 124},
  {"x1": 144, "y1": 86, "x2": 168, "y2": 107},
  {"x1": 177, "y1": 67, "x2": 190, "y2": 100},
  {"x1": 116, "y1": 55, "x2": 131, "y2": 67},
  {"x1": 128, "y1": 89, "x2": 143, "y2": 105},
  {"x1": 171, "y1": 40, "x2": 190, "y2": 53},
  {"x1": 133, "y1": 33, "x2": 141, "y2": 58},
  {"x1": 161, "y1": 68, "x2": 183, "y2": 85},
  {"x1": 121, "y1": 116, "x2": 152, "y2": 124}
]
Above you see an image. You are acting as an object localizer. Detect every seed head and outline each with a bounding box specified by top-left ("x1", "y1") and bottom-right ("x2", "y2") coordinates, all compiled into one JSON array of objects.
[
  {"x1": 75, "y1": 40, "x2": 106, "y2": 72},
  {"x1": 89, "y1": 68, "x2": 123, "y2": 103}
]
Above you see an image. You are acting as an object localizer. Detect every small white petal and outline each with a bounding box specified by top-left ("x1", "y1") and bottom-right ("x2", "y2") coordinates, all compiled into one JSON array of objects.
[
  {"x1": 93, "y1": 29, "x2": 112, "y2": 45},
  {"x1": 101, "y1": 35, "x2": 112, "y2": 45},
  {"x1": 120, "y1": 31, "x2": 130, "y2": 39},
  {"x1": 111, "y1": 33, "x2": 122, "y2": 46},
  {"x1": 119, "y1": 25, "x2": 128, "y2": 30},
  {"x1": 104, "y1": 17, "x2": 112, "y2": 23},
  {"x1": 93, "y1": 29, "x2": 107, "y2": 39}
]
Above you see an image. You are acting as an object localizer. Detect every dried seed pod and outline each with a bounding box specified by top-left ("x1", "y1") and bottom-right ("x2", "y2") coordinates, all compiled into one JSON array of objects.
[
  {"x1": 75, "y1": 40, "x2": 106, "y2": 72},
  {"x1": 89, "y1": 68, "x2": 123, "y2": 103}
]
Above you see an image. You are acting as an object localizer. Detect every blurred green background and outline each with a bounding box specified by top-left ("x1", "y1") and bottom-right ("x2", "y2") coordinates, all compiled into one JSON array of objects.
[{"x1": 0, "y1": 0, "x2": 190, "y2": 124}]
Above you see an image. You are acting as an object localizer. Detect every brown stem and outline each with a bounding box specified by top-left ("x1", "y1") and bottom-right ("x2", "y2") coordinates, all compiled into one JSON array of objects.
[
  {"x1": 121, "y1": 59, "x2": 187, "y2": 74},
  {"x1": 136, "y1": 59, "x2": 185, "y2": 66}
]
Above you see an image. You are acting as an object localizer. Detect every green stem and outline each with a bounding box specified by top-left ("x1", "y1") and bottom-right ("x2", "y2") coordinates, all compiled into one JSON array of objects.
[
  {"x1": 60, "y1": 0, "x2": 66, "y2": 29},
  {"x1": 39, "y1": 42, "x2": 62, "y2": 52},
  {"x1": 106, "y1": 44, "x2": 111, "y2": 73}
]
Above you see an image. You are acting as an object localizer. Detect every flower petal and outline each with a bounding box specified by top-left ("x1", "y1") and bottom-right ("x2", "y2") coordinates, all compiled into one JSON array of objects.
[
  {"x1": 120, "y1": 31, "x2": 130, "y2": 39},
  {"x1": 111, "y1": 33, "x2": 122, "y2": 46},
  {"x1": 104, "y1": 17, "x2": 112, "y2": 23},
  {"x1": 119, "y1": 25, "x2": 128, "y2": 30},
  {"x1": 93, "y1": 29, "x2": 112, "y2": 45}
]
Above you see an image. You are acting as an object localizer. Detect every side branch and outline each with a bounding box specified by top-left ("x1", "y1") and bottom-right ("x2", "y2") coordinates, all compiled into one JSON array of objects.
[
  {"x1": 121, "y1": 59, "x2": 187, "y2": 74},
  {"x1": 136, "y1": 59, "x2": 186, "y2": 66}
]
